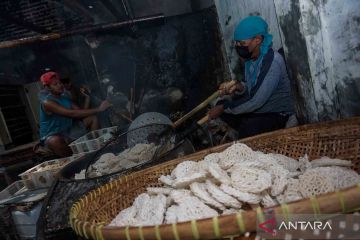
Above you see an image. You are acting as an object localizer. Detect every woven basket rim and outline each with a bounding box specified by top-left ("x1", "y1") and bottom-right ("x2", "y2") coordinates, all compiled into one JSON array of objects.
[{"x1": 69, "y1": 117, "x2": 360, "y2": 239}]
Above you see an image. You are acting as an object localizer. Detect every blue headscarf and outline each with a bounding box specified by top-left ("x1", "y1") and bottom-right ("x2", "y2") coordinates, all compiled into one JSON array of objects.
[{"x1": 234, "y1": 16, "x2": 273, "y2": 90}]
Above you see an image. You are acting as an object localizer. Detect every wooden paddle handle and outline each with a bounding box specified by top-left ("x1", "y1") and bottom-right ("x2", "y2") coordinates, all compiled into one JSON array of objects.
[
  {"x1": 172, "y1": 91, "x2": 220, "y2": 128},
  {"x1": 196, "y1": 115, "x2": 210, "y2": 126}
]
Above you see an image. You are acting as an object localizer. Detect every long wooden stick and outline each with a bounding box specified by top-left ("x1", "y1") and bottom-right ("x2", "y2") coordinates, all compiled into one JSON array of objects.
[
  {"x1": 172, "y1": 91, "x2": 220, "y2": 128},
  {"x1": 172, "y1": 80, "x2": 238, "y2": 129},
  {"x1": 196, "y1": 114, "x2": 210, "y2": 126}
]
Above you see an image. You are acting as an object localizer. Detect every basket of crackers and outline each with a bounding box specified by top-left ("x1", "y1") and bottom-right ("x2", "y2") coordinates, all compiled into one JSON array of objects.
[{"x1": 69, "y1": 117, "x2": 360, "y2": 239}]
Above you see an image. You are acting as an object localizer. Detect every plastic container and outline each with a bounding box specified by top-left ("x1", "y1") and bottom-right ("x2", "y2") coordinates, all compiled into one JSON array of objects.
[
  {"x1": 69, "y1": 126, "x2": 117, "y2": 154},
  {"x1": 18, "y1": 154, "x2": 82, "y2": 190},
  {"x1": 12, "y1": 202, "x2": 43, "y2": 239},
  {"x1": 0, "y1": 180, "x2": 25, "y2": 204}
]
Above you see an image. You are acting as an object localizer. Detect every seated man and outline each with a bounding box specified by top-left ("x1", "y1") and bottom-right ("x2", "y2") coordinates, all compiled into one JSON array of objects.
[
  {"x1": 39, "y1": 71, "x2": 111, "y2": 157},
  {"x1": 209, "y1": 16, "x2": 295, "y2": 138}
]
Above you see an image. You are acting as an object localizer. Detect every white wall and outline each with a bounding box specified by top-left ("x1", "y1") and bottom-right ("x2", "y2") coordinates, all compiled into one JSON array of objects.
[
  {"x1": 214, "y1": 0, "x2": 283, "y2": 79},
  {"x1": 316, "y1": 0, "x2": 360, "y2": 118},
  {"x1": 274, "y1": 0, "x2": 360, "y2": 122}
]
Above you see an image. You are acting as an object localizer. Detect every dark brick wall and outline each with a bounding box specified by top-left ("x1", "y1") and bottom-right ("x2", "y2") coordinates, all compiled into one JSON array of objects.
[{"x1": 0, "y1": 8, "x2": 228, "y2": 129}]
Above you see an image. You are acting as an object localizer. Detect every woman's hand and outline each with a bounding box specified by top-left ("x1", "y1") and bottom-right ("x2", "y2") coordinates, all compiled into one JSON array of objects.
[{"x1": 219, "y1": 80, "x2": 243, "y2": 96}]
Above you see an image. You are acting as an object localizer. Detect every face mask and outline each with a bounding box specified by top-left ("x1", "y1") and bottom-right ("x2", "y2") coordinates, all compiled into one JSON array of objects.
[{"x1": 235, "y1": 45, "x2": 252, "y2": 59}]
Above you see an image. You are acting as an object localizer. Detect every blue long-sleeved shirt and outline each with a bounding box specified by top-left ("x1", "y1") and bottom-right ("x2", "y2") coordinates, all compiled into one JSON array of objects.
[{"x1": 224, "y1": 49, "x2": 294, "y2": 114}]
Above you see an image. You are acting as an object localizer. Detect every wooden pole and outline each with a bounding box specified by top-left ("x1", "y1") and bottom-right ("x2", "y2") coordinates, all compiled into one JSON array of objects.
[
  {"x1": 172, "y1": 91, "x2": 220, "y2": 128},
  {"x1": 0, "y1": 14, "x2": 164, "y2": 49}
]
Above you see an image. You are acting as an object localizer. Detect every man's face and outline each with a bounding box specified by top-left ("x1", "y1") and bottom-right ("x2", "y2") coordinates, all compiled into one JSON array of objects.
[{"x1": 47, "y1": 78, "x2": 64, "y2": 94}]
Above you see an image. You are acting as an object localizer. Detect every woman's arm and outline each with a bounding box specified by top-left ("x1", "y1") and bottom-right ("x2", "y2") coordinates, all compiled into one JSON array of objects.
[{"x1": 224, "y1": 60, "x2": 282, "y2": 114}]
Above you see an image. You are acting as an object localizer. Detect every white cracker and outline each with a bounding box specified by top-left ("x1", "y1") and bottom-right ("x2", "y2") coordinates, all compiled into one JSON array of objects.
[
  {"x1": 230, "y1": 161, "x2": 267, "y2": 171},
  {"x1": 220, "y1": 184, "x2": 261, "y2": 204},
  {"x1": 164, "y1": 205, "x2": 179, "y2": 224},
  {"x1": 146, "y1": 187, "x2": 173, "y2": 195},
  {"x1": 108, "y1": 206, "x2": 137, "y2": 226},
  {"x1": 311, "y1": 157, "x2": 352, "y2": 168},
  {"x1": 203, "y1": 153, "x2": 220, "y2": 164},
  {"x1": 122, "y1": 143, "x2": 157, "y2": 163},
  {"x1": 177, "y1": 198, "x2": 218, "y2": 223},
  {"x1": 230, "y1": 166, "x2": 272, "y2": 193},
  {"x1": 254, "y1": 152, "x2": 282, "y2": 168},
  {"x1": 208, "y1": 162, "x2": 231, "y2": 185},
  {"x1": 110, "y1": 193, "x2": 166, "y2": 226},
  {"x1": 305, "y1": 166, "x2": 360, "y2": 190},
  {"x1": 136, "y1": 194, "x2": 167, "y2": 226},
  {"x1": 172, "y1": 172, "x2": 207, "y2": 188},
  {"x1": 89, "y1": 143, "x2": 157, "y2": 177},
  {"x1": 171, "y1": 161, "x2": 200, "y2": 179},
  {"x1": 190, "y1": 182, "x2": 225, "y2": 210},
  {"x1": 261, "y1": 193, "x2": 278, "y2": 208},
  {"x1": 169, "y1": 190, "x2": 193, "y2": 204},
  {"x1": 166, "y1": 195, "x2": 218, "y2": 223},
  {"x1": 218, "y1": 143, "x2": 257, "y2": 169},
  {"x1": 269, "y1": 165, "x2": 289, "y2": 196},
  {"x1": 133, "y1": 193, "x2": 150, "y2": 211},
  {"x1": 288, "y1": 171, "x2": 302, "y2": 178},
  {"x1": 299, "y1": 154, "x2": 312, "y2": 172},
  {"x1": 158, "y1": 175, "x2": 174, "y2": 186},
  {"x1": 276, "y1": 178, "x2": 303, "y2": 204},
  {"x1": 298, "y1": 170, "x2": 335, "y2": 198},
  {"x1": 206, "y1": 180, "x2": 242, "y2": 209},
  {"x1": 97, "y1": 153, "x2": 117, "y2": 163},
  {"x1": 266, "y1": 153, "x2": 300, "y2": 172}
]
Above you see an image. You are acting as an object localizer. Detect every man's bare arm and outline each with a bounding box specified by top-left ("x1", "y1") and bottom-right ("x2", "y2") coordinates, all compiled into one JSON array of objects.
[{"x1": 44, "y1": 100, "x2": 110, "y2": 118}]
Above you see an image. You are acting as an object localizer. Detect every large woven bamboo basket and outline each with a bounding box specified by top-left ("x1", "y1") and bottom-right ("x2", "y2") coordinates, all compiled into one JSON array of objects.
[{"x1": 70, "y1": 117, "x2": 360, "y2": 240}]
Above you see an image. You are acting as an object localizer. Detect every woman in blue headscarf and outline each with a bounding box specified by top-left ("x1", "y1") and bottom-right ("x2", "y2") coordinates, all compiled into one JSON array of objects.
[{"x1": 208, "y1": 16, "x2": 295, "y2": 138}]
